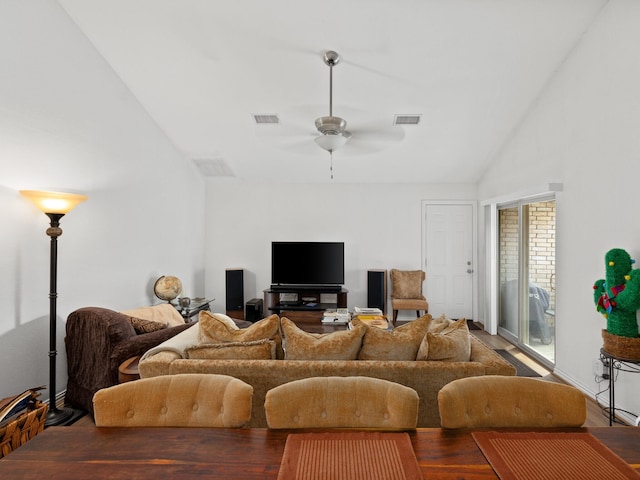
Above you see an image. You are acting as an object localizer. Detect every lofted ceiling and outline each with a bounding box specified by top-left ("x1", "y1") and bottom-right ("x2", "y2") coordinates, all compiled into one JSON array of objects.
[{"x1": 58, "y1": 0, "x2": 607, "y2": 183}]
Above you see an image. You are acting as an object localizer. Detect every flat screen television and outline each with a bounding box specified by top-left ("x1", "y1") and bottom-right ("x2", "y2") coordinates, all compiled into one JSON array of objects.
[{"x1": 271, "y1": 241, "x2": 344, "y2": 288}]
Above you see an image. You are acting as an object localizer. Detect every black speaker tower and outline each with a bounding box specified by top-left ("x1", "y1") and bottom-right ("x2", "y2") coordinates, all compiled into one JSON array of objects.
[
  {"x1": 225, "y1": 268, "x2": 245, "y2": 319},
  {"x1": 367, "y1": 269, "x2": 387, "y2": 314}
]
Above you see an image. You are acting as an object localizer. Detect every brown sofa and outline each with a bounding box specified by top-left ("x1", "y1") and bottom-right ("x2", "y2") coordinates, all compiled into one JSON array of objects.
[
  {"x1": 64, "y1": 306, "x2": 194, "y2": 413},
  {"x1": 139, "y1": 317, "x2": 516, "y2": 428}
]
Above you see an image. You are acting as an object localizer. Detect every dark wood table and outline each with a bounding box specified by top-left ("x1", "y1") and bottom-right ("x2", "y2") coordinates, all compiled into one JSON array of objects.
[{"x1": 0, "y1": 427, "x2": 638, "y2": 479}]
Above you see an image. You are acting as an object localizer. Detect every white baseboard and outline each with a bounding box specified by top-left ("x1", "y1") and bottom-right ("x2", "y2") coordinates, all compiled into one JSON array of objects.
[
  {"x1": 553, "y1": 367, "x2": 636, "y2": 426},
  {"x1": 43, "y1": 389, "x2": 67, "y2": 408}
]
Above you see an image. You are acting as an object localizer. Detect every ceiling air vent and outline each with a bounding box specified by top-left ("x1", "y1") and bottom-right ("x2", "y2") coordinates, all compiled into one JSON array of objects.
[
  {"x1": 393, "y1": 114, "x2": 421, "y2": 125},
  {"x1": 253, "y1": 114, "x2": 280, "y2": 124}
]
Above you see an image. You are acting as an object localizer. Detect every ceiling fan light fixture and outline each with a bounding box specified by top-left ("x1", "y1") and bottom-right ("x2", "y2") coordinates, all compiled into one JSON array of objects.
[
  {"x1": 315, "y1": 115, "x2": 347, "y2": 135},
  {"x1": 314, "y1": 133, "x2": 349, "y2": 152}
]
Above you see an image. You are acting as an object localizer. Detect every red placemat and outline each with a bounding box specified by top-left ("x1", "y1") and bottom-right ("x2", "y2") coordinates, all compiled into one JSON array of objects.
[
  {"x1": 472, "y1": 431, "x2": 640, "y2": 479},
  {"x1": 277, "y1": 432, "x2": 421, "y2": 480}
]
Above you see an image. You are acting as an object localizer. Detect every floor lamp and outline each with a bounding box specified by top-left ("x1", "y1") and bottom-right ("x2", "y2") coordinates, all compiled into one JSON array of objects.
[{"x1": 20, "y1": 190, "x2": 87, "y2": 427}]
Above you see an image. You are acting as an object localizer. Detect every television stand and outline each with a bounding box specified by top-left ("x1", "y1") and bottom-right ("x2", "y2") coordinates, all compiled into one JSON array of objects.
[
  {"x1": 269, "y1": 284, "x2": 343, "y2": 293},
  {"x1": 264, "y1": 286, "x2": 348, "y2": 326}
]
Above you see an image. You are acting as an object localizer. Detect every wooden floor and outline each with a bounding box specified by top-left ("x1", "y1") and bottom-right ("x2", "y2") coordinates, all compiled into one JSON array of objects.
[
  {"x1": 69, "y1": 325, "x2": 615, "y2": 428},
  {"x1": 69, "y1": 412, "x2": 91, "y2": 427}
]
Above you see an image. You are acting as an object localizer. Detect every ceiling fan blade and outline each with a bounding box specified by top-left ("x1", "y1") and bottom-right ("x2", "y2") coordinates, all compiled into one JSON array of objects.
[
  {"x1": 273, "y1": 134, "x2": 322, "y2": 156},
  {"x1": 253, "y1": 118, "x2": 311, "y2": 138},
  {"x1": 344, "y1": 59, "x2": 418, "y2": 89},
  {"x1": 350, "y1": 123, "x2": 405, "y2": 141},
  {"x1": 342, "y1": 121, "x2": 406, "y2": 155}
]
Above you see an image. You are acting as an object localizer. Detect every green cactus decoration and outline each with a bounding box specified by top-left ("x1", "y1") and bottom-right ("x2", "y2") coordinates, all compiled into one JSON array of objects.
[{"x1": 593, "y1": 248, "x2": 640, "y2": 338}]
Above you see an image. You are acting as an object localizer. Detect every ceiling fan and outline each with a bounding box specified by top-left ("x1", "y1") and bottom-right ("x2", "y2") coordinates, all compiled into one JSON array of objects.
[
  {"x1": 312, "y1": 50, "x2": 405, "y2": 178},
  {"x1": 255, "y1": 50, "x2": 406, "y2": 179}
]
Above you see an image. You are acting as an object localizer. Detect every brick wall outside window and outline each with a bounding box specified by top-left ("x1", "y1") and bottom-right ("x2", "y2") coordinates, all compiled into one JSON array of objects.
[{"x1": 499, "y1": 201, "x2": 556, "y2": 316}]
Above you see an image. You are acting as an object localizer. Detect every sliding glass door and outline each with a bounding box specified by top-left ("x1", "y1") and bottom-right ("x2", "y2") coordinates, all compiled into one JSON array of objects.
[
  {"x1": 497, "y1": 199, "x2": 556, "y2": 365},
  {"x1": 498, "y1": 206, "x2": 520, "y2": 339}
]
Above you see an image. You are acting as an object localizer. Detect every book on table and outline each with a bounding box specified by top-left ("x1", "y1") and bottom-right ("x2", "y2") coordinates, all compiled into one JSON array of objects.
[
  {"x1": 353, "y1": 307, "x2": 383, "y2": 315},
  {"x1": 322, "y1": 309, "x2": 351, "y2": 324},
  {"x1": 354, "y1": 317, "x2": 389, "y2": 329},
  {"x1": 352, "y1": 306, "x2": 388, "y2": 328},
  {"x1": 352, "y1": 315, "x2": 389, "y2": 330}
]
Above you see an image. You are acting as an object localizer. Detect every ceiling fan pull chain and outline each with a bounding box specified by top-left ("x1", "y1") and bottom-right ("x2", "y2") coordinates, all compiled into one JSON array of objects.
[{"x1": 330, "y1": 151, "x2": 334, "y2": 179}]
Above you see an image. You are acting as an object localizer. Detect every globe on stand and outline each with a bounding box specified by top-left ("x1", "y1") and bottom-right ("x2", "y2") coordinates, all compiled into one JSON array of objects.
[{"x1": 153, "y1": 275, "x2": 182, "y2": 303}]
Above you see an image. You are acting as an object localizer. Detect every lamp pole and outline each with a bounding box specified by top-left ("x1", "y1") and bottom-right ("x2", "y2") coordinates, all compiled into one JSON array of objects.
[
  {"x1": 44, "y1": 213, "x2": 73, "y2": 426},
  {"x1": 20, "y1": 190, "x2": 87, "y2": 427}
]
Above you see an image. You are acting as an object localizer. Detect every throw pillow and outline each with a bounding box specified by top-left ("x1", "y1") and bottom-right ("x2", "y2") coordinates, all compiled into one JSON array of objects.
[
  {"x1": 356, "y1": 314, "x2": 432, "y2": 361},
  {"x1": 120, "y1": 304, "x2": 185, "y2": 327},
  {"x1": 428, "y1": 313, "x2": 454, "y2": 333},
  {"x1": 390, "y1": 269, "x2": 425, "y2": 299},
  {"x1": 198, "y1": 313, "x2": 283, "y2": 358},
  {"x1": 185, "y1": 339, "x2": 276, "y2": 360},
  {"x1": 416, "y1": 318, "x2": 471, "y2": 362},
  {"x1": 281, "y1": 317, "x2": 365, "y2": 360},
  {"x1": 128, "y1": 316, "x2": 167, "y2": 334},
  {"x1": 198, "y1": 311, "x2": 240, "y2": 330}
]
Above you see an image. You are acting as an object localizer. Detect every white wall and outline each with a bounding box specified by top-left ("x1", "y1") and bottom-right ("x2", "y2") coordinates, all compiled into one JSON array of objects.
[
  {"x1": 478, "y1": 0, "x2": 640, "y2": 421},
  {"x1": 0, "y1": 1, "x2": 205, "y2": 400},
  {"x1": 205, "y1": 182, "x2": 476, "y2": 317}
]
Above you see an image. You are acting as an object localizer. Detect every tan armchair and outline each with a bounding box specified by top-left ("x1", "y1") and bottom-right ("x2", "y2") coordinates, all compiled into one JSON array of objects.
[
  {"x1": 264, "y1": 376, "x2": 419, "y2": 430},
  {"x1": 93, "y1": 373, "x2": 253, "y2": 427},
  {"x1": 437, "y1": 375, "x2": 587, "y2": 429},
  {"x1": 390, "y1": 269, "x2": 429, "y2": 323}
]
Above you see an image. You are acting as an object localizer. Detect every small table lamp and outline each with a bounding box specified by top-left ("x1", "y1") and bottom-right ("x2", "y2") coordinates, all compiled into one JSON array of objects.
[{"x1": 20, "y1": 190, "x2": 87, "y2": 426}]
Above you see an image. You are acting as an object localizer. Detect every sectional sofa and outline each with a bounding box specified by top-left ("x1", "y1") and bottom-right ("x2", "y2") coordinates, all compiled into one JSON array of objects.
[{"x1": 139, "y1": 312, "x2": 516, "y2": 427}]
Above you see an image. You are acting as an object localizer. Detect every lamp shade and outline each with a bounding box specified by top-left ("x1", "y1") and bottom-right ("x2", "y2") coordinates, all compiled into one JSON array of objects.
[
  {"x1": 20, "y1": 190, "x2": 88, "y2": 214},
  {"x1": 314, "y1": 133, "x2": 349, "y2": 152}
]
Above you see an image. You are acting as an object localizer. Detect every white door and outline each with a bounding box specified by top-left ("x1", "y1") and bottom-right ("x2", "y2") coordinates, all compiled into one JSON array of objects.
[{"x1": 424, "y1": 203, "x2": 474, "y2": 319}]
